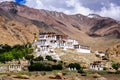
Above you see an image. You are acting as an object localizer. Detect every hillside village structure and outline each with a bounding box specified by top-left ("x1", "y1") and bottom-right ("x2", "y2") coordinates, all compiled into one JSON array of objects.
[
  {"x1": 0, "y1": 58, "x2": 30, "y2": 72},
  {"x1": 95, "y1": 51, "x2": 106, "y2": 57},
  {"x1": 33, "y1": 32, "x2": 91, "y2": 60},
  {"x1": 90, "y1": 61, "x2": 104, "y2": 71}
]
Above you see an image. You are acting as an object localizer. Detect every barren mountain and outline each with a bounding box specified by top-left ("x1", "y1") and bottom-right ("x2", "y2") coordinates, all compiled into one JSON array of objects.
[
  {"x1": 106, "y1": 44, "x2": 120, "y2": 63},
  {"x1": 0, "y1": 1, "x2": 119, "y2": 49},
  {"x1": 0, "y1": 15, "x2": 39, "y2": 45}
]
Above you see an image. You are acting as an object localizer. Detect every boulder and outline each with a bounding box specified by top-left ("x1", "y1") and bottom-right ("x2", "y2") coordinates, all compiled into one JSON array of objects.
[
  {"x1": 49, "y1": 75, "x2": 56, "y2": 79},
  {"x1": 93, "y1": 73, "x2": 101, "y2": 78},
  {"x1": 55, "y1": 72, "x2": 63, "y2": 79}
]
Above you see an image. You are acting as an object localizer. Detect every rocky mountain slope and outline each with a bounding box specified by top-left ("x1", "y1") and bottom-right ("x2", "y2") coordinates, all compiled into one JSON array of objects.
[
  {"x1": 0, "y1": 1, "x2": 119, "y2": 49},
  {"x1": 106, "y1": 44, "x2": 120, "y2": 63},
  {"x1": 0, "y1": 9, "x2": 39, "y2": 45}
]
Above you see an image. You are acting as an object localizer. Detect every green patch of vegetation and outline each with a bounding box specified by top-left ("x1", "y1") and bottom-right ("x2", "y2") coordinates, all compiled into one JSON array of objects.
[
  {"x1": 34, "y1": 56, "x2": 44, "y2": 61},
  {"x1": 28, "y1": 57, "x2": 82, "y2": 73},
  {"x1": 84, "y1": 70, "x2": 120, "y2": 75},
  {"x1": 8, "y1": 71, "x2": 31, "y2": 76},
  {"x1": 45, "y1": 55, "x2": 53, "y2": 61},
  {"x1": 0, "y1": 72, "x2": 6, "y2": 75},
  {"x1": 68, "y1": 63, "x2": 81, "y2": 70},
  {"x1": 52, "y1": 64, "x2": 63, "y2": 70},
  {"x1": 112, "y1": 62, "x2": 119, "y2": 72},
  {"x1": 0, "y1": 43, "x2": 33, "y2": 63},
  {"x1": 28, "y1": 62, "x2": 53, "y2": 71}
]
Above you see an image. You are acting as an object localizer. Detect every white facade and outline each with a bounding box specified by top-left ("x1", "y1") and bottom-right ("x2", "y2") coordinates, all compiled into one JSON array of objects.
[
  {"x1": 8, "y1": 64, "x2": 22, "y2": 72},
  {"x1": 95, "y1": 51, "x2": 105, "y2": 57},
  {"x1": 33, "y1": 32, "x2": 91, "y2": 60},
  {"x1": 78, "y1": 48, "x2": 91, "y2": 53},
  {"x1": 74, "y1": 45, "x2": 91, "y2": 53},
  {"x1": 90, "y1": 62, "x2": 104, "y2": 71}
]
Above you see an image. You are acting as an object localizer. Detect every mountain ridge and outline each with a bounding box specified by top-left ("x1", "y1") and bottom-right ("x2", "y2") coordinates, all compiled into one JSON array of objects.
[{"x1": 0, "y1": 1, "x2": 119, "y2": 50}]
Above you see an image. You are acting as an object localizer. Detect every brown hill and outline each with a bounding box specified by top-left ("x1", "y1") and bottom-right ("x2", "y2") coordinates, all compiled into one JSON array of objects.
[
  {"x1": 106, "y1": 44, "x2": 120, "y2": 63},
  {"x1": 0, "y1": 13, "x2": 39, "y2": 45},
  {"x1": 0, "y1": 1, "x2": 119, "y2": 49}
]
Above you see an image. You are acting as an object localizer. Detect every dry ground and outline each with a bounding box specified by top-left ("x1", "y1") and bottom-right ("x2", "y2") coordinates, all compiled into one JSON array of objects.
[
  {"x1": 55, "y1": 48, "x2": 100, "y2": 67},
  {"x1": 1, "y1": 72, "x2": 120, "y2": 80}
]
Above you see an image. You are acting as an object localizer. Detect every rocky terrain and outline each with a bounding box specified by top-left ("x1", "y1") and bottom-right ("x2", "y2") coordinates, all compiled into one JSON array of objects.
[
  {"x1": 55, "y1": 48, "x2": 100, "y2": 67},
  {"x1": 106, "y1": 44, "x2": 120, "y2": 63},
  {"x1": 0, "y1": 72, "x2": 120, "y2": 80},
  {"x1": 0, "y1": 15, "x2": 39, "y2": 45},
  {"x1": 0, "y1": 1, "x2": 119, "y2": 49}
]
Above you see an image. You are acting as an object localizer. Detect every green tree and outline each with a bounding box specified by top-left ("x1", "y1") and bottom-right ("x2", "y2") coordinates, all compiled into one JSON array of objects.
[
  {"x1": 45, "y1": 55, "x2": 53, "y2": 61},
  {"x1": 25, "y1": 55, "x2": 34, "y2": 60},
  {"x1": 74, "y1": 63, "x2": 81, "y2": 70},
  {"x1": 0, "y1": 44, "x2": 11, "y2": 52},
  {"x1": 0, "y1": 43, "x2": 34, "y2": 63},
  {"x1": 34, "y1": 56, "x2": 44, "y2": 61},
  {"x1": 44, "y1": 65, "x2": 52, "y2": 71},
  {"x1": 28, "y1": 62, "x2": 53, "y2": 71},
  {"x1": 28, "y1": 63, "x2": 44, "y2": 71},
  {"x1": 68, "y1": 63, "x2": 81, "y2": 70},
  {"x1": 52, "y1": 64, "x2": 63, "y2": 70},
  {"x1": 112, "y1": 62, "x2": 119, "y2": 71},
  {"x1": 0, "y1": 52, "x2": 14, "y2": 62},
  {"x1": 12, "y1": 44, "x2": 23, "y2": 50}
]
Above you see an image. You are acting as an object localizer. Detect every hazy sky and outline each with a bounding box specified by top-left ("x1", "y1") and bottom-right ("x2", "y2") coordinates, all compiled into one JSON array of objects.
[{"x1": 0, "y1": 0, "x2": 120, "y2": 20}]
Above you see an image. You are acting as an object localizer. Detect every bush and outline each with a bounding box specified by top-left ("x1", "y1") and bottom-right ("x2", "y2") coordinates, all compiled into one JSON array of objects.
[
  {"x1": 44, "y1": 65, "x2": 53, "y2": 71},
  {"x1": 45, "y1": 55, "x2": 53, "y2": 61},
  {"x1": 78, "y1": 69, "x2": 84, "y2": 74},
  {"x1": 52, "y1": 59, "x2": 57, "y2": 63},
  {"x1": 0, "y1": 44, "x2": 34, "y2": 62},
  {"x1": 28, "y1": 63, "x2": 44, "y2": 71},
  {"x1": 52, "y1": 64, "x2": 63, "y2": 70},
  {"x1": 103, "y1": 67, "x2": 107, "y2": 71},
  {"x1": 115, "y1": 71, "x2": 120, "y2": 74},
  {"x1": 28, "y1": 62, "x2": 53, "y2": 71},
  {"x1": 112, "y1": 62, "x2": 119, "y2": 71},
  {"x1": 0, "y1": 44, "x2": 11, "y2": 53},
  {"x1": 0, "y1": 52, "x2": 14, "y2": 62},
  {"x1": 34, "y1": 56, "x2": 43, "y2": 61},
  {"x1": 68, "y1": 63, "x2": 81, "y2": 70},
  {"x1": 25, "y1": 55, "x2": 34, "y2": 60},
  {"x1": 93, "y1": 73, "x2": 101, "y2": 78}
]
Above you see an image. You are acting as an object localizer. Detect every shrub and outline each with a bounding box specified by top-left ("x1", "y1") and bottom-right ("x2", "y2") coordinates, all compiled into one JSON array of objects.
[
  {"x1": 112, "y1": 62, "x2": 119, "y2": 71},
  {"x1": 34, "y1": 56, "x2": 43, "y2": 61},
  {"x1": 103, "y1": 67, "x2": 107, "y2": 71},
  {"x1": 25, "y1": 55, "x2": 34, "y2": 60},
  {"x1": 52, "y1": 64, "x2": 63, "y2": 70},
  {"x1": 0, "y1": 44, "x2": 33, "y2": 62},
  {"x1": 44, "y1": 65, "x2": 53, "y2": 71},
  {"x1": 115, "y1": 71, "x2": 120, "y2": 74},
  {"x1": 68, "y1": 63, "x2": 81, "y2": 70},
  {"x1": 78, "y1": 69, "x2": 84, "y2": 74},
  {"x1": 28, "y1": 62, "x2": 53, "y2": 71},
  {"x1": 45, "y1": 55, "x2": 53, "y2": 61},
  {"x1": 52, "y1": 59, "x2": 57, "y2": 63},
  {"x1": 28, "y1": 63, "x2": 45, "y2": 71}
]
